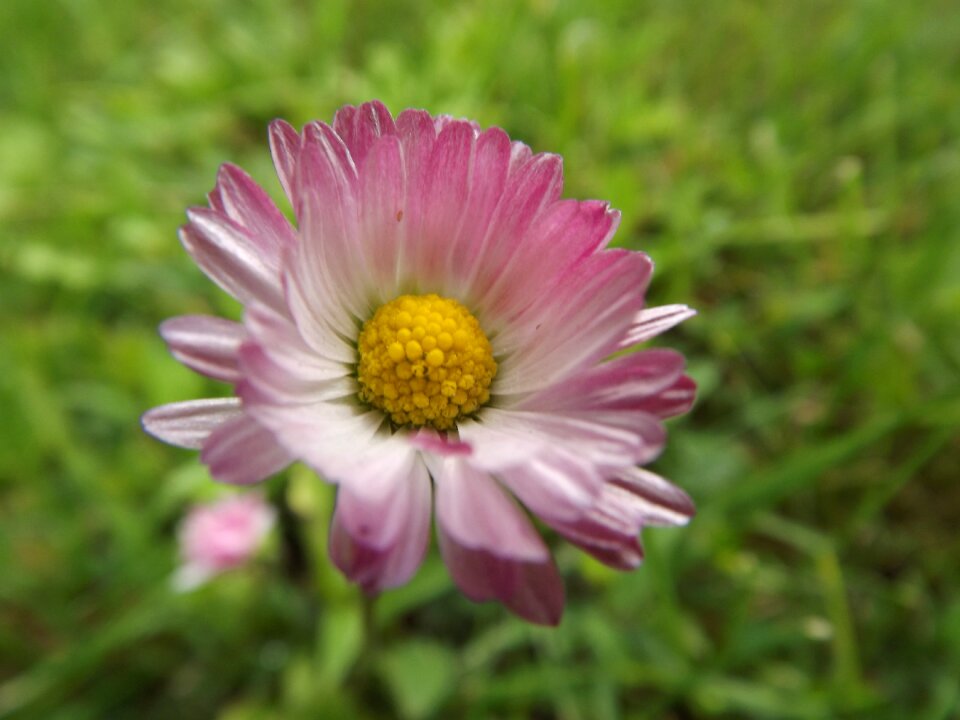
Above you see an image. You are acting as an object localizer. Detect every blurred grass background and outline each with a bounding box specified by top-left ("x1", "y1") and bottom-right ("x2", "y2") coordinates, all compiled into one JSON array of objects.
[{"x1": 2, "y1": 0, "x2": 959, "y2": 717}]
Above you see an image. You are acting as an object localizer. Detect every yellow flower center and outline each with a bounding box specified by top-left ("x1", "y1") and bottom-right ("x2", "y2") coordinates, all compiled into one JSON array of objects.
[{"x1": 356, "y1": 294, "x2": 497, "y2": 430}]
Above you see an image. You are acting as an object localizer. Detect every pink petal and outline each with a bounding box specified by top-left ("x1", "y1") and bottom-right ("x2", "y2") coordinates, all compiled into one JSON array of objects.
[
  {"x1": 520, "y1": 349, "x2": 686, "y2": 413},
  {"x1": 479, "y1": 199, "x2": 620, "y2": 326},
  {"x1": 497, "y1": 452, "x2": 605, "y2": 523},
  {"x1": 394, "y1": 109, "x2": 438, "y2": 284},
  {"x1": 357, "y1": 134, "x2": 407, "y2": 301},
  {"x1": 547, "y1": 468, "x2": 694, "y2": 570},
  {"x1": 280, "y1": 125, "x2": 368, "y2": 357},
  {"x1": 488, "y1": 559, "x2": 565, "y2": 625},
  {"x1": 242, "y1": 302, "x2": 344, "y2": 371},
  {"x1": 439, "y1": 542, "x2": 565, "y2": 625},
  {"x1": 612, "y1": 466, "x2": 696, "y2": 527},
  {"x1": 286, "y1": 122, "x2": 372, "y2": 331},
  {"x1": 395, "y1": 109, "x2": 437, "y2": 159},
  {"x1": 237, "y1": 382, "x2": 387, "y2": 483},
  {"x1": 200, "y1": 413, "x2": 293, "y2": 484},
  {"x1": 298, "y1": 120, "x2": 358, "y2": 218},
  {"x1": 238, "y1": 341, "x2": 355, "y2": 406},
  {"x1": 493, "y1": 149, "x2": 564, "y2": 228},
  {"x1": 333, "y1": 100, "x2": 397, "y2": 169},
  {"x1": 462, "y1": 152, "x2": 564, "y2": 306},
  {"x1": 617, "y1": 304, "x2": 698, "y2": 349},
  {"x1": 433, "y1": 458, "x2": 546, "y2": 562},
  {"x1": 269, "y1": 119, "x2": 302, "y2": 207},
  {"x1": 460, "y1": 407, "x2": 656, "y2": 472},
  {"x1": 507, "y1": 140, "x2": 533, "y2": 175},
  {"x1": 495, "y1": 249, "x2": 651, "y2": 396},
  {"x1": 461, "y1": 408, "x2": 667, "y2": 535},
  {"x1": 433, "y1": 458, "x2": 563, "y2": 625},
  {"x1": 141, "y1": 398, "x2": 242, "y2": 449},
  {"x1": 160, "y1": 315, "x2": 246, "y2": 383},
  {"x1": 478, "y1": 355, "x2": 684, "y2": 514},
  {"x1": 547, "y1": 493, "x2": 646, "y2": 571},
  {"x1": 459, "y1": 405, "x2": 665, "y2": 528},
  {"x1": 634, "y1": 375, "x2": 698, "y2": 419},
  {"x1": 329, "y1": 446, "x2": 431, "y2": 592},
  {"x1": 438, "y1": 127, "x2": 512, "y2": 295},
  {"x1": 239, "y1": 303, "x2": 353, "y2": 403},
  {"x1": 433, "y1": 114, "x2": 481, "y2": 134},
  {"x1": 207, "y1": 163, "x2": 296, "y2": 263},
  {"x1": 410, "y1": 120, "x2": 476, "y2": 288},
  {"x1": 407, "y1": 429, "x2": 473, "y2": 457},
  {"x1": 180, "y1": 209, "x2": 285, "y2": 312},
  {"x1": 282, "y1": 253, "x2": 362, "y2": 364}
]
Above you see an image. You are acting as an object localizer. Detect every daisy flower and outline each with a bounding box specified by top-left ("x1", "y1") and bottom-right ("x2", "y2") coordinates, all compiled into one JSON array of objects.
[
  {"x1": 143, "y1": 101, "x2": 696, "y2": 624},
  {"x1": 173, "y1": 493, "x2": 275, "y2": 591}
]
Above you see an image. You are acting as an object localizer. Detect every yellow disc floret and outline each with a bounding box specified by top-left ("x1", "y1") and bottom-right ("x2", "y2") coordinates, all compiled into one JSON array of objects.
[{"x1": 357, "y1": 294, "x2": 497, "y2": 430}]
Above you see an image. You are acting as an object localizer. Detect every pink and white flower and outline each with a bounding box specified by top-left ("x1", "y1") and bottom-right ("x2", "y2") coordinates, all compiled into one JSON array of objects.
[
  {"x1": 144, "y1": 101, "x2": 697, "y2": 624},
  {"x1": 173, "y1": 493, "x2": 275, "y2": 590}
]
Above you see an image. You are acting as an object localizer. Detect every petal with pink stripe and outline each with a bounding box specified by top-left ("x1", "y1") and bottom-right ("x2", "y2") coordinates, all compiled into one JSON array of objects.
[
  {"x1": 201, "y1": 413, "x2": 293, "y2": 485},
  {"x1": 141, "y1": 398, "x2": 243, "y2": 449},
  {"x1": 432, "y1": 457, "x2": 564, "y2": 625},
  {"x1": 207, "y1": 163, "x2": 296, "y2": 262},
  {"x1": 160, "y1": 315, "x2": 246, "y2": 383},
  {"x1": 179, "y1": 209, "x2": 285, "y2": 312},
  {"x1": 330, "y1": 443, "x2": 431, "y2": 592}
]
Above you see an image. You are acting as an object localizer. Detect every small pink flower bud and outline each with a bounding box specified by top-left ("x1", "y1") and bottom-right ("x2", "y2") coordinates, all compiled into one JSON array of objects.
[{"x1": 173, "y1": 494, "x2": 274, "y2": 591}]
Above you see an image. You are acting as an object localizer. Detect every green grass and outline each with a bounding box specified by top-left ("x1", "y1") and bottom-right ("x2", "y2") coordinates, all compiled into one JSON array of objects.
[{"x1": 2, "y1": 0, "x2": 959, "y2": 717}]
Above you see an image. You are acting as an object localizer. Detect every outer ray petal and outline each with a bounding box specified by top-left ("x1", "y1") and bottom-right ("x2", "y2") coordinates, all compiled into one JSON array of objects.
[
  {"x1": 200, "y1": 413, "x2": 293, "y2": 485},
  {"x1": 460, "y1": 407, "x2": 664, "y2": 473},
  {"x1": 329, "y1": 445, "x2": 431, "y2": 593},
  {"x1": 440, "y1": 127, "x2": 512, "y2": 292},
  {"x1": 238, "y1": 343, "x2": 354, "y2": 407},
  {"x1": 207, "y1": 163, "x2": 296, "y2": 262},
  {"x1": 333, "y1": 100, "x2": 398, "y2": 169},
  {"x1": 618, "y1": 304, "x2": 698, "y2": 349},
  {"x1": 282, "y1": 250, "x2": 363, "y2": 363},
  {"x1": 239, "y1": 302, "x2": 354, "y2": 405},
  {"x1": 269, "y1": 119, "x2": 302, "y2": 207},
  {"x1": 293, "y1": 122, "x2": 370, "y2": 319},
  {"x1": 612, "y1": 466, "x2": 697, "y2": 527},
  {"x1": 478, "y1": 199, "x2": 620, "y2": 324},
  {"x1": 238, "y1": 380, "x2": 386, "y2": 484},
  {"x1": 546, "y1": 467, "x2": 695, "y2": 570},
  {"x1": 141, "y1": 398, "x2": 242, "y2": 449},
  {"x1": 520, "y1": 349, "x2": 687, "y2": 413},
  {"x1": 243, "y1": 302, "x2": 351, "y2": 376},
  {"x1": 412, "y1": 120, "x2": 476, "y2": 288},
  {"x1": 357, "y1": 134, "x2": 407, "y2": 302},
  {"x1": 494, "y1": 250, "x2": 651, "y2": 396},
  {"x1": 462, "y1": 152, "x2": 564, "y2": 307},
  {"x1": 179, "y1": 209, "x2": 285, "y2": 312},
  {"x1": 432, "y1": 457, "x2": 564, "y2": 625},
  {"x1": 160, "y1": 315, "x2": 246, "y2": 383},
  {"x1": 394, "y1": 109, "x2": 438, "y2": 284},
  {"x1": 497, "y1": 453, "x2": 605, "y2": 523},
  {"x1": 636, "y1": 375, "x2": 698, "y2": 419}
]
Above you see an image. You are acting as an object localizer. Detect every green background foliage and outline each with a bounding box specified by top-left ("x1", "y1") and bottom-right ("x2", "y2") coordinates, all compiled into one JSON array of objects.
[{"x1": 2, "y1": 0, "x2": 959, "y2": 717}]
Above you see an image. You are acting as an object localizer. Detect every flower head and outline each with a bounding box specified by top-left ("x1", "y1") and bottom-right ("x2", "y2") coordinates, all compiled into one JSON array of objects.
[
  {"x1": 144, "y1": 101, "x2": 697, "y2": 624},
  {"x1": 174, "y1": 493, "x2": 275, "y2": 590}
]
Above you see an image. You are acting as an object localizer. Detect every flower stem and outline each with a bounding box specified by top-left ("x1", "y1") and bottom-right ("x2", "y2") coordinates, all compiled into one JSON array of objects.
[
  {"x1": 348, "y1": 591, "x2": 380, "y2": 694},
  {"x1": 359, "y1": 591, "x2": 378, "y2": 666}
]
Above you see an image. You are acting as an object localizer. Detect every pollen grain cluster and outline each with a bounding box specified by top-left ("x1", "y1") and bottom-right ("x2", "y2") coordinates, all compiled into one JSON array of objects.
[{"x1": 356, "y1": 294, "x2": 497, "y2": 430}]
